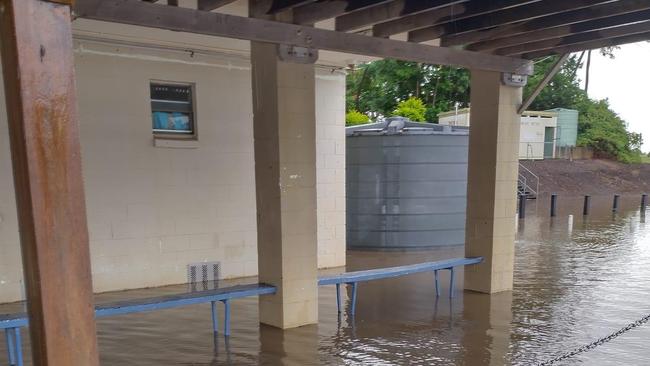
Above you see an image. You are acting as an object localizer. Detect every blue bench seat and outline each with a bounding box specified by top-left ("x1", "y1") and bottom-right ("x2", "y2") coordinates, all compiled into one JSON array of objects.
[
  {"x1": 318, "y1": 257, "x2": 483, "y2": 315},
  {"x1": 1, "y1": 283, "x2": 276, "y2": 366}
]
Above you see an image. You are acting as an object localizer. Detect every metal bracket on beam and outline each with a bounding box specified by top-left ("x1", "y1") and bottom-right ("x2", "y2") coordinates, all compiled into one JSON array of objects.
[
  {"x1": 277, "y1": 44, "x2": 318, "y2": 64},
  {"x1": 502, "y1": 73, "x2": 528, "y2": 87}
]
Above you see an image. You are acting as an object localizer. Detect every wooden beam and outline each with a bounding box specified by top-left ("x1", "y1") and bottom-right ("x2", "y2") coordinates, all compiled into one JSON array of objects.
[
  {"x1": 293, "y1": 0, "x2": 393, "y2": 25},
  {"x1": 518, "y1": 53, "x2": 570, "y2": 114},
  {"x1": 408, "y1": 0, "x2": 612, "y2": 43},
  {"x1": 523, "y1": 30, "x2": 650, "y2": 59},
  {"x1": 0, "y1": 1, "x2": 100, "y2": 366},
  {"x1": 74, "y1": 0, "x2": 534, "y2": 74},
  {"x1": 335, "y1": 0, "x2": 466, "y2": 32},
  {"x1": 498, "y1": 20, "x2": 650, "y2": 56},
  {"x1": 446, "y1": 0, "x2": 650, "y2": 47},
  {"x1": 373, "y1": 0, "x2": 539, "y2": 38},
  {"x1": 198, "y1": 0, "x2": 238, "y2": 11},
  {"x1": 268, "y1": 0, "x2": 317, "y2": 14},
  {"x1": 469, "y1": 8, "x2": 650, "y2": 52}
]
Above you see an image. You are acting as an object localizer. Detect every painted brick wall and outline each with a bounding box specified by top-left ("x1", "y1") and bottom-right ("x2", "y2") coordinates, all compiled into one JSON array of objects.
[{"x1": 0, "y1": 40, "x2": 346, "y2": 303}]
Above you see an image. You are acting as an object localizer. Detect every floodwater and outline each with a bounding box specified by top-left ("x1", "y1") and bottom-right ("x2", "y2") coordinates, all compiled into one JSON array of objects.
[{"x1": 2, "y1": 195, "x2": 650, "y2": 365}]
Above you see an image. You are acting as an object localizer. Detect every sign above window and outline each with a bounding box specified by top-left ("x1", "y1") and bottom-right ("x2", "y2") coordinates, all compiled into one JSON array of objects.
[{"x1": 151, "y1": 82, "x2": 195, "y2": 137}]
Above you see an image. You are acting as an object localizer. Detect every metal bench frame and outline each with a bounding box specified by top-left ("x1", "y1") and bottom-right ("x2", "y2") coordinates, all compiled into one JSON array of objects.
[
  {"x1": 1, "y1": 257, "x2": 483, "y2": 365},
  {"x1": 0, "y1": 283, "x2": 276, "y2": 366},
  {"x1": 318, "y1": 257, "x2": 483, "y2": 316}
]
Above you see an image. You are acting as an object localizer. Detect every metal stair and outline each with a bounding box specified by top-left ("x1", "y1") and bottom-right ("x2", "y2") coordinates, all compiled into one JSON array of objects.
[{"x1": 518, "y1": 163, "x2": 539, "y2": 199}]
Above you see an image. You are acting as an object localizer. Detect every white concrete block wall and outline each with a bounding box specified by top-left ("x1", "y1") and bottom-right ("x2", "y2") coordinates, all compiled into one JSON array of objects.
[
  {"x1": 0, "y1": 40, "x2": 346, "y2": 303},
  {"x1": 316, "y1": 72, "x2": 347, "y2": 269}
]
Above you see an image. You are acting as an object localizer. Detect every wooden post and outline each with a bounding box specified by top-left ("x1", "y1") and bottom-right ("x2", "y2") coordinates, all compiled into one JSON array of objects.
[{"x1": 0, "y1": 1, "x2": 100, "y2": 365}]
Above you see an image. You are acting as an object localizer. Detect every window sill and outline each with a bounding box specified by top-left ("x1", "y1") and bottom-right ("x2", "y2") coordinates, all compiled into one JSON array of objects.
[{"x1": 153, "y1": 138, "x2": 199, "y2": 149}]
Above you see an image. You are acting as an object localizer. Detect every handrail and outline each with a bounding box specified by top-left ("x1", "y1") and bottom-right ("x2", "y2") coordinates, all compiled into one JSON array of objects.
[{"x1": 518, "y1": 163, "x2": 539, "y2": 197}]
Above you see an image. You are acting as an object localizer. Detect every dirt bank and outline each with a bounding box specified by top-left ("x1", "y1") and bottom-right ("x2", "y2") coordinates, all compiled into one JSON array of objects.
[{"x1": 520, "y1": 159, "x2": 650, "y2": 195}]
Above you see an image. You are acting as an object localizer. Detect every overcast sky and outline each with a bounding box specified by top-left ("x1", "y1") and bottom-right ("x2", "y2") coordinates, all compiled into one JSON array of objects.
[{"x1": 576, "y1": 42, "x2": 650, "y2": 153}]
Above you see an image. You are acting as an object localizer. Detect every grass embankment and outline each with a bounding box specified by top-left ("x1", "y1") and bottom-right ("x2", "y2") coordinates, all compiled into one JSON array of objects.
[{"x1": 520, "y1": 159, "x2": 650, "y2": 195}]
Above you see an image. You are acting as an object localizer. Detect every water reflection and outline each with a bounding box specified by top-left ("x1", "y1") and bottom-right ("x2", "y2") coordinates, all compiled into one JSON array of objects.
[{"x1": 1, "y1": 198, "x2": 649, "y2": 365}]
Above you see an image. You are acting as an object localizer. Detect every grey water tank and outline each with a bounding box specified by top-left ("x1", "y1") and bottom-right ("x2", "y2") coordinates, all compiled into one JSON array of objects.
[{"x1": 346, "y1": 118, "x2": 468, "y2": 250}]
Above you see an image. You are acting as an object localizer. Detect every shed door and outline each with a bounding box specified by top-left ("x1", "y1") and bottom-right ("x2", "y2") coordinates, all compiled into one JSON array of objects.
[{"x1": 544, "y1": 127, "x2": 555, "y2": 159}]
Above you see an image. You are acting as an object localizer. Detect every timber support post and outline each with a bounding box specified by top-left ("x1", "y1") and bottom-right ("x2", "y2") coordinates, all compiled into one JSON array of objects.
[
  {"x1": 464, "y1": 70, "x2": 522, "y2": 294},
  {"x1": 250, "y1": 1, "x2": 319, "y2": 329},
  {"x1": 0, "y1": 0, "x2": 100, "y2": 365}
]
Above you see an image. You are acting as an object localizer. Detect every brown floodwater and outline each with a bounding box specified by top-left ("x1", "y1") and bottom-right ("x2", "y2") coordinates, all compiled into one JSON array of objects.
[{"x1": 1, "y1": 195, "x2": 650, "y2": 365}]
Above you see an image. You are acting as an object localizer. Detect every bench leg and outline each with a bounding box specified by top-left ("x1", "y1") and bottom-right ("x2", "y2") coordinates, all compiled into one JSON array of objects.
[
  {"x1": 335, "y1": 283, "x2": 341, "y2": 313},
  {"x1": 350, "y1": 282, "x2": 358, "y2": 317},
  {"x1": 221, "y1": 299, "x2": 231, "y2": 337},
  {"x1": 434, "y1": 270, "x2": 440, "y2": 297},
  {"x1": 5, "y1": 328, "x2": 15, "y2": 366},
  {"x1": 211, "y1": 301, "x2": 219, "y2": 333},
  {"x1": 449, "y1": 267, "x2": 455, "y2": 299},
  {"x1": 13, "y1": 328, "x2": 23, "y2": 366}
]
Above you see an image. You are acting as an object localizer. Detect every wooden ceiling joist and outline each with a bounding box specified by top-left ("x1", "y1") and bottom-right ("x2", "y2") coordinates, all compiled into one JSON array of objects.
[
  {"x1": 267, "y1": 0, "x2": 317, "y2": 14},
  {"x1": 334, "y1": 0, "x2": 467, "y2": 32},
  {"x1": 523, "y1": 30, "x2": 650, "y2": 58},
  {"x1": 293, "y1": 1, "x2": 394, "y2": 25},
  {"x1": 474, "y1": 9, "x2": 650, "y2": 53},
  {"x1": 446, "y1": 0, "x2": 650, "y2": 48},
  {"x1": 372, "y1": 0, "x2": 540, "y2": 38},
  {"x1": 74, "y1": 0, "x2": 533, "y2": 74},
  {"x1": 198, "y1": 0, "x2": 238, "y2": 11},
  {"x1": 497, "y1": 19, "x2": 650, "y2": 56},
  {"x1": 408, "y1": 0, "x2": 614, "y2": 43}
]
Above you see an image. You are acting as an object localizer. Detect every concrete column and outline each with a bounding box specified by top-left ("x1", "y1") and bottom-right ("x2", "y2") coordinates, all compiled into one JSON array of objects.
[
  {"x1": 250, "y1": 41, "x2": 318, "y2": 328},
  {"x1": 464, "y1": 70, "x2": 522, "y2": 293}
]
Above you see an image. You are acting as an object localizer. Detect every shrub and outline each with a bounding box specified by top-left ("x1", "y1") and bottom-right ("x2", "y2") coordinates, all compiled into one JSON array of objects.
[
  {"x1": 392, "y1": 97, "x2": 426, "y2": 122},
  {"x1": 346, "y1": 110, "x2": 371, "y2": 125}
]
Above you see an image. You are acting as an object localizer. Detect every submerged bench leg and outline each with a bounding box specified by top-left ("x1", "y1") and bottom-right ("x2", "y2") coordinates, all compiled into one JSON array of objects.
[
  {"x1": 221, "y1": 300, "x2": 231, "y2": 337},
  {"x1": 13, "y1": 328, "x2": 22, "y2": 366},
  {"x1": 434, "y1": 270, "x2": 440, "y2": 297},
  {"x1": 449, "y1": 267, "x2": 455, "y2": 299},
  {"x1": 5, "y1": 328, "x2": 15, "y2": 366},
  {"x1": 350, "y1": 282, "x2": 358, "y2": 316},
  {"x1": 336, "y1": 283, "x2": 341, "y2": 313},
  {"x1": 211, "y1": 301, "x2": 219, "y2": 333}
]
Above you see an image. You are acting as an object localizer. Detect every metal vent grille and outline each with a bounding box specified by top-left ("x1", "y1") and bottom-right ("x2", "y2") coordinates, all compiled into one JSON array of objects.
[{"x1": 187, "y1": 261, "x2": 220, "y2": 292}]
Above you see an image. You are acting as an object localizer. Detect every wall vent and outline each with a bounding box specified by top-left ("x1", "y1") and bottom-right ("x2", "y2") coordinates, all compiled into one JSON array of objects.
[{"x1": 187, "y1": 261, "x2": 220, "y2": 292}]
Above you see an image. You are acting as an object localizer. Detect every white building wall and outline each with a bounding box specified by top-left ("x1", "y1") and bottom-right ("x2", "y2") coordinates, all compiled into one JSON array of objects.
[
  {"x1": 438, "y1": 110, "x2": 557, "y2": 160},
  {"x1": 0, "y1": 40, "x2": 346, "y2": 303}
]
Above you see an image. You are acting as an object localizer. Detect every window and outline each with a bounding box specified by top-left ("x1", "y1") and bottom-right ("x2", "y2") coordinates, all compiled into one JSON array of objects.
[{"x1": 150, "y1": 82, "x2": 195, "y2": 137}]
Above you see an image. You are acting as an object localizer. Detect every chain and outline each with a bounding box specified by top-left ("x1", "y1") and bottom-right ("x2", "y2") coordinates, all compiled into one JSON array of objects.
[{"x1": 537, "y1": 313, "x2": 650, "y2": 366}]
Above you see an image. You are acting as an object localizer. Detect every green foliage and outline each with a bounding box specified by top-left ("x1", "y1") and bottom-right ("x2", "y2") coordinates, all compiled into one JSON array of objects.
[
  {"x1": 576, "y1": 98, "x2": 643, "y2": 163},
  {"x1": 345, "y1": 110, "x2": 371, "y2": 126},
  {"x1": 346, "y1": 53, "x2": 644, "y2": 163},
  {"x1": 392, "y1": 97, "x2": 426, "y2": 121},
  {"x1": 524, "y1": 56, "x2": 588, "y2": 111},
  {"x1": 346, "y1": 60, "x2": 469, "y2": 121}
]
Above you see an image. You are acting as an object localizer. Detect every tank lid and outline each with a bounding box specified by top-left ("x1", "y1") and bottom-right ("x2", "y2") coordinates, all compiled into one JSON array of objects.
[{"x1": 346, "y1": 116, "x2": 468, "y2": 136}]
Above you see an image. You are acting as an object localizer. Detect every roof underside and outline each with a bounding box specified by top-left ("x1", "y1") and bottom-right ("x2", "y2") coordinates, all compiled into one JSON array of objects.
[{"x1": 77, "y1": 0, "x2": 650, "y2": 70}]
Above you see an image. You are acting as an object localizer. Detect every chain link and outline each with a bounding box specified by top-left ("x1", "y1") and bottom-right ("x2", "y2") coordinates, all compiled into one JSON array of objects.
[{"x1": 537, "y1": 313, "x2": 650, "y2": 366}]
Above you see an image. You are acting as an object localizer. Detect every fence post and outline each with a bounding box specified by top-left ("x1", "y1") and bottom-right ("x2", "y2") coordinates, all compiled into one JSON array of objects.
[
  {"x1": 550, "y1": 194, "x2": 557, "y2": 217},
  {"x1": 642, "y1": 194, "x2": 648, "y2": 212},
  {"x1": 613, "y1": 194, "x2": 620, "y2": 212},
  {"x1": 583, "y1": 195, "x2": 591, "y2": 216}
]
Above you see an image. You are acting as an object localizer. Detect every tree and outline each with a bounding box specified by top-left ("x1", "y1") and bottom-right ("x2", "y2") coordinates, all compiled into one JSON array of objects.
[
  {"x1": 346, "y1": 60, "x2": 468, "y2": 121},
  {"x1": 393, "y1": 97, "x2": 426, "y2": 121},
  {"x1": 576, "y1": 98, "x2": 642, "y2": 163},
  {"x1": 346, "y1": 110, "x2": 371, "y2": 126},
  {"x1": 346, "y1": 51, "x2": 644, "y2": 163}
]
